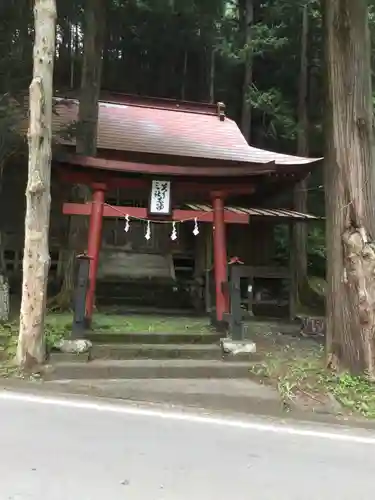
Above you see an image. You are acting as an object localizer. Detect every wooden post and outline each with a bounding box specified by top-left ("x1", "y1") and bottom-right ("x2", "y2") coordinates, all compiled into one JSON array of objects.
[
  {"x1": 212, "y1": 194, "x2": 228, "y2": 324},
  {"x1": 72, "y1": 255, "x2": 90, "y2": 337},
  {"x1": 204, "y1": 225, "x2": 213, "y2": 313},
  {"x1": 247, "y1": 275, "x2": 254, "y2": 316},
  {"x1": 228, "y1": 264, "x2": 243, "y2": 340},
  {"x1": 85, "y1": 183, "x2": 105, "y2": 323}
]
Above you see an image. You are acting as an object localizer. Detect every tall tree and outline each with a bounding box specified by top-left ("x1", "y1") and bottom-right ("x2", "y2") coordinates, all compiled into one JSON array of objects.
[
  {"x1": 293, "y1": 2, "x2": 310, "y2": 304},
  {"x1": 240, "y1": 0, "x2": 254, "y2": 142},
  {"x1": 323, "y1": 0, "x2": 375, "y2": 375},
  {"x1": 57, "y1": 0, "x2": 105, "y2": 309},
  {"x1": 17, "y1": 0, "x2": 56, "y2": 368},
  {"x1": 76, "y1": 0, "x2": 105, "y2": 156}
]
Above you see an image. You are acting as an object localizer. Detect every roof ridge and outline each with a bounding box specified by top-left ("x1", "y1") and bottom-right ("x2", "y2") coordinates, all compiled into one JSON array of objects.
[{"x1": 54, "y1": 94, "x2": 221, "y2": 117}]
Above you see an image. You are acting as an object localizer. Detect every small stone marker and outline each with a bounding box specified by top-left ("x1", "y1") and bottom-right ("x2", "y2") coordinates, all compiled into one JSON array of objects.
[{"x1": 299, "y1": 316, "x2": 326, "y2": 338}]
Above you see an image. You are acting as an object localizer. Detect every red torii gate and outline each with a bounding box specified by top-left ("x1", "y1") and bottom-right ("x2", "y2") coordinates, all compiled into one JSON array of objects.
[{"x1": 61, "y1": 171, "x2": 254, "y2": 326}]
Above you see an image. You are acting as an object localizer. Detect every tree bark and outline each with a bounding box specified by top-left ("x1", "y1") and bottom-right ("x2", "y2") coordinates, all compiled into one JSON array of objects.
[
  {"x1": 323, "y1": 0, "x2": 375, "y2": 376},
  {"x1": 293, "y1": 2, "x2": 309, "y2": 304},
  {"x1": 17, "y1": 0, "x2": 56, "y2": 368},
  {"x1": 76, "y1": 0, "x2": 105, "y2": 156},
  {"x1": 0, "y1": 212, "x2": 9, "y2": 322},
  {"x1": 240, "y1": 0, "x2": 254, "y2": 142},
  {"x1": 0, "y1": 162, "x2": 10, "y2": 322},
  {"x1": 181, "y1": 50, "x2": 188, "y2": 101},
  {"x1": 208, "y1": 46, "x2": 215, "y2": 104},
  {"x1": 56, "y1": 0, "x2": 105, "y2": 309}
]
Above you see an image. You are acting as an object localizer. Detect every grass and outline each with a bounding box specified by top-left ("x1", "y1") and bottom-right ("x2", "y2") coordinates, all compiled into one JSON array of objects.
[
  {"x1": 0, "y1": 311, "x2": 213, "y2": 376},
  {"x1": 0, "y1": 311, "x2": 213, "y2": 353},
  {"x1": 0, "y1": 329, "x2": 19, "y2": 377},
  {"x1": 247, "y1": 325, "x2": 375, "y2": 419},
  {"x1": 46, "y1": 312, "x2": 212, "y2": 334},
  {"x1": 330, "y1": 374, "x2": 375, "y2": 418}
]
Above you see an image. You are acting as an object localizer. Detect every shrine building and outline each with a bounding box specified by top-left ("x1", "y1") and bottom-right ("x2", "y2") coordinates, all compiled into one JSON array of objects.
[{"x1": 2, "y1": 93, "x2": 321, "y2": 328}]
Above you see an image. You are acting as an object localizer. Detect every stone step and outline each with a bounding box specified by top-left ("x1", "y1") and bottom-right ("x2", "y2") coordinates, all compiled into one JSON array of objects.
[
  {"x1": 85, "y1": 331, "x2": 222, "y2": 345},
  {"x1": 90, "y1": 343, "x2": 225, "y2": 361},
  {"x1": 48, "y1": 351, "x2": 91, "y2": 363},
  {"x1": 42, "y1": 378, "x2": 283, "y2": 416},
  {"x1": 44, "y1": 359, "x2": 253, "y2": 381},
  {"x1": 48, "y1": 344, "x2": 224, "y2": 363},
  {"x1": 48, "y1": 343, "x2": 258, "y2": 363}
]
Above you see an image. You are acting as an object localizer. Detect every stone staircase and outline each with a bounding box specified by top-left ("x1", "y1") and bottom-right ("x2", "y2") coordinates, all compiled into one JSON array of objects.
[{"x1": 46, "y1": 330, "x2": 257, "y2": 381}]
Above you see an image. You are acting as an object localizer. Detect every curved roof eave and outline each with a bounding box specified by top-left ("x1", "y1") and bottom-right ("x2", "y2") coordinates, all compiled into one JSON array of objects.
[
  {"x1": 244, "y1": 145, "x2": 323, "y2": 166},
  {"x1": 55, "y1": 152, "x2": 277, "y2": 177}
]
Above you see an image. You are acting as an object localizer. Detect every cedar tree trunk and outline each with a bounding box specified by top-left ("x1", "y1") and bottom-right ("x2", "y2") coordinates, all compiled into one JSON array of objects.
[
  {"x1": 56, "y1": 0, "x2": 105, "y2": 309},
  {"x1": 323, "y1": 0, "x2": 375, "y2": 376},
  {"x1": 293, "y1": 2, "x2": 309, "y2": 303},
  {"x1": 0, "y1": 166, "x2": 9, "y2": 322},
  {"x1": 240, "y1": 0, "x2": 254, "y2": 142}
]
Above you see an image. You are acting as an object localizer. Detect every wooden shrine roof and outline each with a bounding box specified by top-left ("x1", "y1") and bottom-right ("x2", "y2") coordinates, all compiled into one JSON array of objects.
[{"x1": 52, "y1": 94, "x2": 320, "y2": 167}]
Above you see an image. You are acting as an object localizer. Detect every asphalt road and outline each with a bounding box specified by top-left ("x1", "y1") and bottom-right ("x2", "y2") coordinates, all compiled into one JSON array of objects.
[{"x1": 0, "y1": 391, "x2": 374, "y2": 500}]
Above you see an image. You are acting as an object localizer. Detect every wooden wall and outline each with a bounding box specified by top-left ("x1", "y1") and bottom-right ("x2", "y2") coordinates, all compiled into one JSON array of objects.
[{"x1": 227, "y1": 219, "x2": 279, "y2": 266}]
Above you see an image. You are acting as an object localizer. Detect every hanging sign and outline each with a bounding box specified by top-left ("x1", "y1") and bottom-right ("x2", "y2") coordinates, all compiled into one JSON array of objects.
[{"x1": 148, "y1": 180, "x2": 172, "y2": 216}]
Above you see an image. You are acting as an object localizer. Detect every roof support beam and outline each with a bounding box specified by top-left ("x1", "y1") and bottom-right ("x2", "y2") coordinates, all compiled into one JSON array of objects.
[{"x1": 56, "y1": 168, "x2": 255, "y2": 195}]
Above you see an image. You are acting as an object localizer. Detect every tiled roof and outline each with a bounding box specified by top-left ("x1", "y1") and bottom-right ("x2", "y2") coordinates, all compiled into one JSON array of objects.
[
  {"x1": 186, "y1": 204, "x2": 319, "y2": 220},
  {"x1": 52, "y1": 96, "x2": 320, "y2": 166}
]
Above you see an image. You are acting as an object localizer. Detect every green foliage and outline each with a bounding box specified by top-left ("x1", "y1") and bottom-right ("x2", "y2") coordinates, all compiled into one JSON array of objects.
[
  {"x1": 1, "y1": 0, "x2": 326, "y2": 152},
  {"x1": 327, "y1": 373, "x2": 375, "y2": 419},
  {"x1": 248, "y1": 86, "x2": 297, "y2": 140},
  {"x1": 0, "y1": 320, "x2": 66, "y2": 355},
  {"x1": 249, "y1": 23, "x2": 288, "y2": 57},
  {"x1": 4, "y1": 0, "x2": 374, "y2": 161},
  {"x1": 308, "y1": 225, "x2": 326, "y2": 258},
  {"x1": 249, "y1": 329, "x2": 375, "y2": 419},
  {"x1": 307, "y1": 223, "x2": 326, "y2": 277},
  {"x1": 273, "y1": 221, "x2": 326, "y2": 277},
  {"x1": 273, "y1": 224, "x2": 289, "y2": 264},
  {"x1": 10, "y1": 0, "x2": 375, "y2": 276}
]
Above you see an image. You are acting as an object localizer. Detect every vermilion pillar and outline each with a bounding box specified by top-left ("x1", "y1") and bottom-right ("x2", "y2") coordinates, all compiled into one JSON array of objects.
[
  {"x1": 85, "y1": 183, "x2": 106, "y2": 322},
  {"x1": 212, "y1": 193, "x2": 228, "y2": 323}
]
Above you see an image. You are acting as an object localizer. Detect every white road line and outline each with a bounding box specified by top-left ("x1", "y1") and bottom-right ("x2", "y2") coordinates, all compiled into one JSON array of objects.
[{"x1": 0, "y1": 389, "x2": 374, "y2": 445}]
